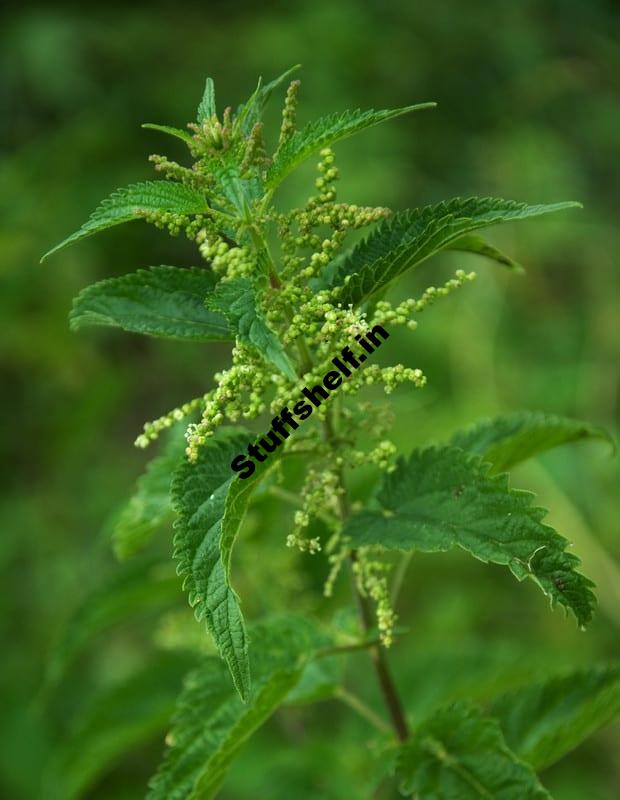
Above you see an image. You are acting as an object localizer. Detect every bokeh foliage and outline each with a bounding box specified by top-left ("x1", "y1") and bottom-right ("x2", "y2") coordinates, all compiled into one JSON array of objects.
[{"x1": 1, "y1": 1, "x2": 619, "y2": 797}]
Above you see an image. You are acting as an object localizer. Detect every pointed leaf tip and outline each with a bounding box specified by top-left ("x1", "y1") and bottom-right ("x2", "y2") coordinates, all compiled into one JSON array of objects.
[
  {"x1": 41, "y1": 181, "x2": 208, "y2": 261},
  {"x1": 69, "y1": 266, "x2": 232, "y2": 342},
  {"x1": 451, "y1": 410, "x2": 613, "y2": 473},
  {"x1": 197, "y1": 76, "x2": 216, "y2": 122},
  {"x1": 345, "y1": 445, "x2": 596, "y2": 627},
  {"x1": 326, "y1": 196, "x2": 587, "y2": 306},
  {"x1": 267, "y1": 102, "x2": 437, "y2": 189},
  {"x1": 141, "y1": 123, "x2": 194, "y2": 145}
]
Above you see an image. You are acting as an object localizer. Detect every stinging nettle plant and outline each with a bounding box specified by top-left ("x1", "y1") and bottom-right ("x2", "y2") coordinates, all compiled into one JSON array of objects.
[{"x1": 44, "y1": 67, "x2": 619, "y2": 798}]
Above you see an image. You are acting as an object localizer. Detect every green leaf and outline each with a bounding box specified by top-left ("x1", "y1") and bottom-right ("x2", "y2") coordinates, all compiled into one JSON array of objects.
[
  {"x1": 267, "y1": 103, "x2": 436, "y2": 189},
  {"x1": 344, "y1": 445, "x2": 596, "y2": 627},
  {"x1": 450, "y1": 411, "x2": 613, "y2": 474},
  {"x1": 197, "y1": 77, "x2": 216, "y2": 122},
  {"x1": 283, "y1": 607, "x2": 355, "y2": 705},
  {"x1": 285, "y1": 654, "x2": 345, "y2": 706},
  {"x1": 46, "y1": 557, "x2": 180, "y2": 687},
  {"x1": 171, "y1": 429, "x2": 274, "y2": 701},
  {"x1": 45, "y1": 653, "x2": 195, "y2": 800},
  {"x1": 113, "y1": 427, "x2": 187, "y2": 560},
  {"x1": 236, "y1": 65, "x2": 301, "y2": 134},
  {"x1": 207, "y1": 277, "x2": 297, "y2": 380},
  {"x1": 147, "y1": 615, "x2": 327, "y2": 800},
  {"x1": 70, "y1": 266, "x2": 231, "y2": 341},
  {"x1": 492, "y1": 664, "x2": 620, "y2": 770},
  {"x1": 395, "y1": 702, "x2": 551, "y2": 799},
  {"x1": 447, "y1": 233, "x2": 524, "y2": 271},
  {"x1": 142, "y1": 123, "x2": 195, "y2": 145},
  {"x1": 216, "y1": 165, "x2": 255, "y2": 216},
  {"x1": 326, "y1": 197, "x2": 581, "y2": 306},
  {"x1": 394, "y1": 639, "x2": 559, "y2": 725},
  {"x1": 41, "y1": 181, "x2": 208, "y2": 261}
]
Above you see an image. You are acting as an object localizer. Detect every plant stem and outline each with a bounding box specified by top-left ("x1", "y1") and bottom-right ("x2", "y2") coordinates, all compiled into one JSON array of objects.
[
  {"x1": 335, "y1": 688, "x2": 392, "y2": 735},
  {"x1": 390, "y1": 552, "x2": 413, "y2": 607},
  {"x1": 322, "y1": 410, "x2": 409, "y2": 743},
  {"x1": 248, "y1": 218, "x2": 313, "y2": 377},
  {"x1": 267, "y1": 485, "x2": 305, "y2": 507},
  {"x1": 315, "y1": 636, "x2": 383, "y2": 658},
  {"x1": 348, "y1": 550, "x2": 409, "y2": 742},
  {"x1": 296, "y1": 336, "x2": 314, "y2": 375},
  {"x1": 288, "y1": 317, "x2": 409, "y2": 741},
  {"x1": 267, "y1": 486, "x2": 336, "y2": 527}
]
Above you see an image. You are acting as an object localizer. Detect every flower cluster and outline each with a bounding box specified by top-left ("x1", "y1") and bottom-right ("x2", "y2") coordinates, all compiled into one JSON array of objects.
[
  {"x1": 188, "y1": 107, "x2": 235, "y2": 155},
  {"x1": 353, "y1": 550, "x2": 397, "y2": 647},
  {"x1": 148, "y1": 154, "x2": 210, "y2": 188},
  {"x1": 132, "y1": 78, "x2": 481, "y2": 649},
  {"x1": 240, "y1": 122, "x2": 268, "y2": 174},
  {"x1": 135, "y1": 397, "x2": 203, "y2": 449},
  {"x1": 285, "y1": 466, "x2": 341, "y2": 553},
  {"x1": 277, "y1": 148, "x2": 390, "y2": 286},
  {"x1": 197, "y1": 235, "x2": 254, "y2": 278},
  {"x1": 369, "y1": 269, "x2": 477, "y2": 331},
  {"x1": 184, "y1": 345, "x2": 271, "y2": 461},
  {"x1": 277, "y1": 80, "x2": 301, "y2": 149}
]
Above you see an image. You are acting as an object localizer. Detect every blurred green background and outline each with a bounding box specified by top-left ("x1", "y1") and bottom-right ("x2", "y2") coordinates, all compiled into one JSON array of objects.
[{"x1": 1, "y1": 1, "x2": 619, "y2": 798}]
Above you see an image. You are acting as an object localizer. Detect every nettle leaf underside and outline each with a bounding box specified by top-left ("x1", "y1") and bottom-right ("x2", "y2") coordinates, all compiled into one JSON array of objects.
[
  {"x1": 41, "y1": 181, "x2": 208, "y2": 261},
  {"x1": 327, "y1": 197, "x2": 581, "y2": 306},
  {"x1": 345, "y1": 445, "x2": 596, "y2": 627},
  {"x1": 447, "y1": 233, "x2": 524, "y2": 270},
  {"x1": 70, "y1": 266, "x2": 231, "y2": 342}
]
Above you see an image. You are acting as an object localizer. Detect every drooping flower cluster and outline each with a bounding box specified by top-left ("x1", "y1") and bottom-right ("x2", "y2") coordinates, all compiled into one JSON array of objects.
[
  {"x1": 353, "y1": 550, "x2": 398, "y2": 647},
  {"x1": 285, "y1": 466, "x2": 342, "y2": 554}
]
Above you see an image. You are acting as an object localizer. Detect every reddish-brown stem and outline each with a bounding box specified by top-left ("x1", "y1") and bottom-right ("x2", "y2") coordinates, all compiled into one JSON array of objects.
[
  {"x1": 349, "y1": 551, "x2": 409, "y2": 742},
  {"x1": 322, "y1": 411, "x2": 409, "y2": 742}
]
